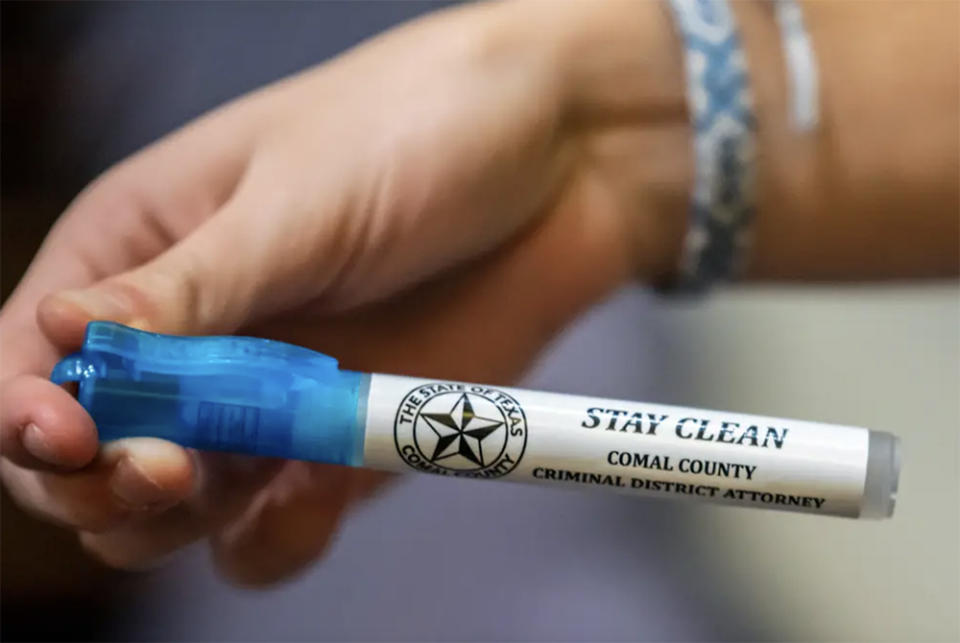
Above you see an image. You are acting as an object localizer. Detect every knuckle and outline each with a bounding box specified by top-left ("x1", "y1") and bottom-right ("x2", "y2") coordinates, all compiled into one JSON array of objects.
[
  {"x1": 211, "y1": 519, "x2": 340, "y2": 588},
  {"x1": 212, "y1": 551, "x2": 290, "y2": 589},
  {"x1": 2, "y1": 465, "x2": 47, "y2": 516},
  {"x1": 78, "y1": 532, "x2": 143, "y2": 570},
  {"x1": 30, "y1": 474, "x2": 125, "y2": 533},
  {"x1": 128, "y1": 247, "x2": 207, "y2": 334},
  {"x1": 3, "y1": 466, "x2": 118, "y2": 532},
  {"x1": 61, "y1": 502, "x2": 123, "y2": 534},
  {"x1": 63, "y1": 170, "x2": 144, "y2": 234}
]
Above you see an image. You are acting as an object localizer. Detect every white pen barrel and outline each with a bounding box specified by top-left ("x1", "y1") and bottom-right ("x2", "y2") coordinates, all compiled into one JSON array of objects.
[{"x1": 360, "y1": 374, "x2": 899, "y2": 519}]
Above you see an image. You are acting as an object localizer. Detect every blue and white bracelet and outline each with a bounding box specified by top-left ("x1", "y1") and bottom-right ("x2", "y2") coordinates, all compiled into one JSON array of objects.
[
  {"x1": 666, "y1": 0, "x2": 757, "y2": 291},
  {"x1": 664, "y1": 0, "x2": 817, "y2": 291}
]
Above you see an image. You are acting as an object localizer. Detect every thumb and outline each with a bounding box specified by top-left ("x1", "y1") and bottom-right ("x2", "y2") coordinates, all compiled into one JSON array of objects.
[{"x1": 38, "y1": 211, "x2": 273, "y2": 348}]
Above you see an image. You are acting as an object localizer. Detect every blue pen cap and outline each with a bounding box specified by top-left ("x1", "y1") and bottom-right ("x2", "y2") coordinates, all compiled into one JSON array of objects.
[{"x1": 51, "y1": 322, "x2": 368, "y2": 465}]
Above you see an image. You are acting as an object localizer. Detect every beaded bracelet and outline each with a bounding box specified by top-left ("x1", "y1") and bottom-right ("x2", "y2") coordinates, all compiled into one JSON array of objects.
[
  {"x1": 664, "y1": 0, "x2": 818, "y2": 291},
  {"x1": 665, "y1": 0, "x2": 758, "y2": 291}
]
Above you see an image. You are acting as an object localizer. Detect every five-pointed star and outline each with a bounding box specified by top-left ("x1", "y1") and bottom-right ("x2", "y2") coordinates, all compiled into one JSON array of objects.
[{"x1": 420, "y1": 394, "x2": 504, "y2": 467}]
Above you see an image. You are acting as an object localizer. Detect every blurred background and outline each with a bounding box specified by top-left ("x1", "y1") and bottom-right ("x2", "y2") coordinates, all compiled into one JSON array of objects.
[{"x1": 2, "y1": 2, "x2": 957, "y2": 641}]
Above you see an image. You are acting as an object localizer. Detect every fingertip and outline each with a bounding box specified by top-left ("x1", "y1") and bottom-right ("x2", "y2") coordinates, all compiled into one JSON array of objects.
[
  {"x1": 210, "y1": 463, "x2": 350, "y2": 587},
  {"x1": 36, "y1": 291, "x2": 93, "y2": 351},
  {"x1": 103, "y1": 438, "x2": 196, "y2": 510},
  {"x1": 1, "y1": 375, "x2": 98, "y2": 470}
]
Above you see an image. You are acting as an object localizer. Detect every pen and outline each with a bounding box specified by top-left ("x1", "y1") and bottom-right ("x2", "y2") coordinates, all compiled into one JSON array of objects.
[{"x1": 52, "y1": 322, "x2": 899, "y2": 519}]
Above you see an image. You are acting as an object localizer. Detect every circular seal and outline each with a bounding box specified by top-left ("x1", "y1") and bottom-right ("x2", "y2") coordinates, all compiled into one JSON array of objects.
[{"x1": 393, "y1": 383, "x2": 526, "y2": 478}]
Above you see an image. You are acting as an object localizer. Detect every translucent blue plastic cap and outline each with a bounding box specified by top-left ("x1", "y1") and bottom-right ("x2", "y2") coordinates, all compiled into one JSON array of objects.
[{"x1": 51, "y1": 322, "x2": 368, "y2": 465}]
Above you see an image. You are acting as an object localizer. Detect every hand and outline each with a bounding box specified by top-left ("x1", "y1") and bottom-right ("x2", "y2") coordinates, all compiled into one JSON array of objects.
[{"x1": 0, "y1": 0, "x2": 687, "y2": 585}]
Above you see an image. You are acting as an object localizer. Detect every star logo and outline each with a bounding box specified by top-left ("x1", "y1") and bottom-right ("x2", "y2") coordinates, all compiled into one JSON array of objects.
[
  {"x1": 421, "y1": 393, "x2": 504, "y2": 467},
  {"x1": 394, "y1": 383, "x2": 527, "y2": 478}
]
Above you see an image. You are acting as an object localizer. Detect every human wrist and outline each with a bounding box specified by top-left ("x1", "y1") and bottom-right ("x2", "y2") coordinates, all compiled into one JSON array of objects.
[{"x1": 483, "y1": 0, "x2": 693, "y2": 284}]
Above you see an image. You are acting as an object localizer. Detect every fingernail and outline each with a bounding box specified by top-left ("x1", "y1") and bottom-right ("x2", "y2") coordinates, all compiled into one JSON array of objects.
[
  {"x1": 111, "y1": 457, "x2": 173, "y2": 511},
  {"x1": 22, "y1": 422, "x2": 62, "y2": 465}
]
